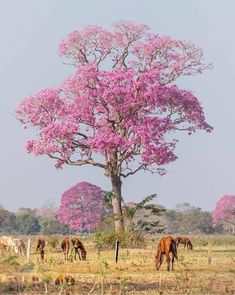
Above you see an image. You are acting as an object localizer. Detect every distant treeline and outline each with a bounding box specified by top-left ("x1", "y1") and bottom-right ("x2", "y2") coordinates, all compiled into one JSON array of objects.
[
  {"x1": 0, "y1": 202, "x2": 223, "y2": 236},
  {"x1": 0, "y1": 207, "x2": 73, "y2": 236}
]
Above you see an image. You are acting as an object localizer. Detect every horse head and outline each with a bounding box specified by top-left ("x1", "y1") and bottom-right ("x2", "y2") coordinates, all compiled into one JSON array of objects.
[
  {"x1": 81, "y1": 249, "x2": 87, "y2": 260},
  {"x1": 155, "y1": 255, "x2": 160, "y2": 270}
]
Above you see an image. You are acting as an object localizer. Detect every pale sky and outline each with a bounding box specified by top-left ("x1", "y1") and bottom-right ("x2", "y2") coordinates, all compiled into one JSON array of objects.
[{"x1": 1, "y1": 0, "x2": 235, "y2": 212}]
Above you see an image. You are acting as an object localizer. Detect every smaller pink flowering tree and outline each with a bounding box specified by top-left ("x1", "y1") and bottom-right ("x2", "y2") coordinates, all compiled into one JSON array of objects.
[
  {"x1": 212, "y1": 195, "x2": 235, "y2": 233},
  {"x1": 56, "y1": 182, "x2": 106, "y2": 231}
]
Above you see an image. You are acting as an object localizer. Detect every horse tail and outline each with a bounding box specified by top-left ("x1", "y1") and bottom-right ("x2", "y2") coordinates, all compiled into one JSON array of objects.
[{"x1": 171, "y1": 239, "x2": 178, "y2": 259}]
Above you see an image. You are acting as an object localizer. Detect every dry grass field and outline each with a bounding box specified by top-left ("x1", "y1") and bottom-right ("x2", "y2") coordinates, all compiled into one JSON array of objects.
[{"x1": 0, "y1": 235, "x2": 234, "y2": 295}]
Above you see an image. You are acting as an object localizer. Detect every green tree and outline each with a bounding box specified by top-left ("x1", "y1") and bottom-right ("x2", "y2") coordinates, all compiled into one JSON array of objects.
[
  {"x1": 164, "y1": 210, "x2": 182, "y2": 234},
  {"x1": 16, "y1": 213, "x2": 40, "y2": 235},
  {"x1": 164, "y1": 204, "x2": 216, "y2": 234},
  {"x1": 0, "y1": 208, "x2": 17, "y2": 234},
  {"x1": 180, "y1": 209, "x2": 215, "y2": 234},
  {"x1": 40, "y1": 219, "x2": 71, "y2": 235},
  {"x1": 124, "y1": 194, "x2": 166, "y2": 234}
]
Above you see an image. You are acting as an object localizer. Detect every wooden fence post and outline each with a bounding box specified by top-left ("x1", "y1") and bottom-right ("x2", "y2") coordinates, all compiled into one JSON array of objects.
[
  {"x1": 27, "y1": 239, "x2": 31, "y2": 260},
  {"x1": 115, "y1": 240, "x2": 119, "y2": 263},
  {"x1": 208, "y1": 243, "x2": 212, "y2": 265}
]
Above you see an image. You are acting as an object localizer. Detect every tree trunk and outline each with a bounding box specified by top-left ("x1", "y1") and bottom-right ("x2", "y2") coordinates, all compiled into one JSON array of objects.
[{"x1": 111, "y1": 174, "x2": 124, "y2": 233}]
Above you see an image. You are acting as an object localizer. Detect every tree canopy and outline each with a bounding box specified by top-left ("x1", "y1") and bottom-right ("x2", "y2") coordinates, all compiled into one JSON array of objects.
[{"x1": 56, "y1": 182, "x2": 106, "y2": 231}]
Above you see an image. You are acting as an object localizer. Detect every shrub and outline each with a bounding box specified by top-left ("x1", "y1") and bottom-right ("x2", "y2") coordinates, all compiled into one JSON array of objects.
[
  {"x1": 94, "y1": 230, "x2": 146, "y2": 250},
  {"x1": 46, "y1": 235, "x2": 60, "y2": 249}
]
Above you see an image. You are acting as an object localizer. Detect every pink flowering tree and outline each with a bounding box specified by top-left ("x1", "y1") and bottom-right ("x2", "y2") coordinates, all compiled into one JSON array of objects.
[
  {"x1": 16, "y1": 21, "x2": 212, "y2": 233},
  {"x1": 56, "y1": 182, "x2": 105, "y2": 231},
  {"x1": 36, "y1": 201, "x2": 57, "y2": 219},
  {"x1": 212, "y1": 195, "x2": 235, "y2": 233}
]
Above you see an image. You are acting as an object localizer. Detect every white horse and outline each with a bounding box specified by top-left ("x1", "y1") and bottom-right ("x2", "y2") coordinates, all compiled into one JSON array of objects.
[{"x1": 0, "y1": 236, "x2": 19, "y2": 255}]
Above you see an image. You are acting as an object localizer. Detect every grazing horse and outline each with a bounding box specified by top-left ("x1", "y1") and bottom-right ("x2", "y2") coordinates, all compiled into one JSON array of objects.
[
  {"x1": 55, "y1": 275, "x2": 75, "y2": 286},
  {"x1": 175, "y1": 236, "x2": 193, "y2": 250},
  {"x1": 36, "y1": 238, "x2": 45, "y2": 260},
  {"x1": 71, "y1": 238, "x2": 87, "y2": 260},
  {"x1": 155, "y1": 236, "x2": 177, "y2": 271},
  {"x1": 0, "y1": 236, "x2": 19, "y2": 255},
  {"x1": 61, "y1": 237, "x2": 87, "y2": 261}
]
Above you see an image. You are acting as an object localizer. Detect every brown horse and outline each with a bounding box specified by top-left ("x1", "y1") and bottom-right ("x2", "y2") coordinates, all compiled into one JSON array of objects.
[
  {"x1": 61, "y1": 237, "x2": 87, "y2": 261},
  {"x1": 36, "y1": 238, "x2": 45, "y2": 260},
  {"x1": 155, "y1": 236, "x2": 177, "y2": 271},
  {"x1": 175, "y1": 236, "x2": 193, "y2": 250},
  {"x1": 61, "y1": 237, "x2": 70, "y2": 260},
  {"x1": 71, "y1": 238, "x2": 87, "y2": 260},
  {"x1": 55, "y1": 275, "x2": 75, "y2": 286}
]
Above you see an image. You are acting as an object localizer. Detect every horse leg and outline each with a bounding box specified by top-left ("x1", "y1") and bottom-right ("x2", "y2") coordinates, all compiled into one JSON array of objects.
[
  {"x1": 78, "y1": 250, "x2": 81, "y2": 260},
  {"x1": 74, "y1": 248, "x2": 81, "y2": 260},
  {"x1": 166, "y1": 253, "x2": 171, "y2": 271},
  {"x1": 67, "y1": 249, "x2": 69, "y2": 260},
  {"x1": 40, "y1": 250, "x2": 44, "y2": 261},
  {"x1": 172, "y1": 254, "x2": 175, "y2": 271},
  {"x1": 160, "y1": 253, "x2": 164, "y2": 266},
  {"x1": 74, "y1": 249, "x2": 77, "y2": 260}
]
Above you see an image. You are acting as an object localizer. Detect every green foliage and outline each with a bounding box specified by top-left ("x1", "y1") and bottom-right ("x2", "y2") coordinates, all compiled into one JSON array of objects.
[
  {"x1": 0, "y1": 208, "x2": 17, "y2": 234},
  {"x1": 16, "y1": 213, "x2": 40, "y2": 235},
  {"x1": 46, "y1": 235, "x2": 60, "y2": 249},
  {"x1": 0, "y1": 207, "x2": 71, "y2": 235},
  {"x1": 0, "y1": 255, "x2": 20, "y2": 267},
  {"x1": 164, "y1": 204, "x2": 217, "y2": 234},
  {"x1": 182, "y1": 210, "x2": 215, "y2": 234},
  {"x1": 191, "y1": 234, "x2": 235, "y2": 247},
  {"x1": 136, "y1": 220, "x2": 165, "y2": 234},
  {"x1": 124, "y1": 194, "x2": 166, "y2": 234},
  {"x1": 94, "y1": 230, "x2": 146, "y2": 250},
  {"x1": 104, "y1": 191, "x2": 113, "y2": 209},
  {"x1": 124, "y1": 194, "x2": 157, "y2": 220},
  {"x1": 0, "y1": 255, "x2": 20, "y2": 273},
  {"x1": 40, "y1": 218, "x2": 71, "y2": 235}
]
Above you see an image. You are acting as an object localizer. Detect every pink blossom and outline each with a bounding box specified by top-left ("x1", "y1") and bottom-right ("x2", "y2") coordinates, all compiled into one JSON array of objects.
[
  {"x1": 56, "y1": 182, "x2": 105, "y2": 231},
  {"x1": 212, "y1": 195, "x2": 235, "y2": 226}
]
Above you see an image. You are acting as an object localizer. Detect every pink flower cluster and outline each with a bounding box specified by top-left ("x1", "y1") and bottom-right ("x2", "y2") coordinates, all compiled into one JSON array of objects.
[{"x1": 56, "y1": 182, "x2": 105, "y2": 231}]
